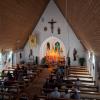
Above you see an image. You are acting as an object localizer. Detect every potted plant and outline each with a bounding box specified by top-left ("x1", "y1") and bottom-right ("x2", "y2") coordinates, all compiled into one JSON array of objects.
[{"x1": 79, "y1": 57, "x2": 85, "y2": 66}]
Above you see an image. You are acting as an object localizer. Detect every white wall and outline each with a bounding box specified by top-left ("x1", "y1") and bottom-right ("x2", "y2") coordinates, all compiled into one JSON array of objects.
[
  {"x1": 23, "y1": 0, "x2": 86, "y2": 66},
  {"x1": 86, "y1": 51, "x2": 96, "y2": 81},
  {"x1": 13, "y1": 50, "x2": 25, "y2": 65}
]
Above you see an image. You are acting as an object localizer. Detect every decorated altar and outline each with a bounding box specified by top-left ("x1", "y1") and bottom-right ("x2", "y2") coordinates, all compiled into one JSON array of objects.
[{"x1": 45, "y1": 42, "x2": 65, "y2": 65}]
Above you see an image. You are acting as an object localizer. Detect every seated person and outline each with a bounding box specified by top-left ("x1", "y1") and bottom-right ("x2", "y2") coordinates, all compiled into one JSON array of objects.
[
  {"x1": 60, "y1": 90, "x2": 70, "y2": 99},
  {"x1": 1, "y1": 70, "x2": 6, "y2": 79},
  {"x1": 21, "y1": 66, "x2": 27, "y2": 76},
  {"x1": 57, "y1": 66, "x2": 64, "y2": 75},
  {"x1": 7, "y1": 71, "x2": 13, "y2": 80},
  {"x1": 13, "y1": 68, "x2": 19, "y2": 80},
  {"x1": 16, "y1": 64, "x2": 20, "y2": 70},
  {"x1": 64, "y1": 89, "x2": 71, "y2": 99},
  {"x1": 60, "y1": 85, "x2": 69, "y2": 98},
  {"x1": 56, "y1": 74, "x2": 63, "y2": 84},
  {"x1": 75, "y1": 77, "x2": 80, "y2": 89},
  {"x1": 17, "y1": 70, "x2": 24, "y2": 81},
  {"x1": 49, "y1": 87, "x2": 60, "y2": 98},
  {"x1": 71, "y1": 86, "x2": 80, "y2": 100}
]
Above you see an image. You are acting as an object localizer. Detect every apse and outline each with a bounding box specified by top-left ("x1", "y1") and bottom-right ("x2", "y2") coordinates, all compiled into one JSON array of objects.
[{"x1": 40, "y1": 36, "x2": 66, "y2": 64}]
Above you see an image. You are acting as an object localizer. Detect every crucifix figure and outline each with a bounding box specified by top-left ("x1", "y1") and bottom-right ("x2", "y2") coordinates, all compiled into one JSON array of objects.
[{"x1": 48, "y1": 19, "x2": 56, "y2": 33}]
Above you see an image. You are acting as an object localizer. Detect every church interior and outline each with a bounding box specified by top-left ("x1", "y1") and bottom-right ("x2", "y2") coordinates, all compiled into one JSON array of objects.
[{"x1": 0, "y1": 0, "x2": 100, "y2": 99}]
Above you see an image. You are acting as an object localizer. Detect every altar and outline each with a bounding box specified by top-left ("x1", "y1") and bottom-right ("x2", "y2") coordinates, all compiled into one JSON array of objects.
[
  {"x1": 45, "y1": 46, "x2": 65, "y2": 65},
  {"x1": 40, "y1": 36, "x2": 66, "y2": 65}
]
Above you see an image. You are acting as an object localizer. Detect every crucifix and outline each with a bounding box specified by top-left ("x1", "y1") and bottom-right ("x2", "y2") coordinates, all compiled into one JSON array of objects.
[{"x1": 48, "y1": 19, "x2": 56, "y2": 33}]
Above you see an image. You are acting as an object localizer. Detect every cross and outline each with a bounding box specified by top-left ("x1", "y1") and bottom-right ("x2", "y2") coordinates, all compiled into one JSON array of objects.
[{"x1": 48, "y1": 19, "x2": 56, "y2": 33}]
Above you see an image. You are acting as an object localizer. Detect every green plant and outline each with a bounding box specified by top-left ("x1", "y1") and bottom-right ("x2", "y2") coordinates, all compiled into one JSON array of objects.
[{"x1": 79, "y1": 57, "x2": 85, "y2": 66}]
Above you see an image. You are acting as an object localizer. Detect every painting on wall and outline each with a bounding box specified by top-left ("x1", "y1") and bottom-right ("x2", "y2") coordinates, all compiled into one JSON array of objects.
[{"x1": 28, "y1": 35, "x2": 37, "y2": 48}]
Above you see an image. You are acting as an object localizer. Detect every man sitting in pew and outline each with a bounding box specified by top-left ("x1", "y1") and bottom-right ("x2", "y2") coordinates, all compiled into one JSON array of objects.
[
  {"x1": 60, "y1": 86, "x2": 70, "y2": 99},
  {"x1": 71, "y1": 86, "x2": 80, "y2": 100},
  {"x1": 21, "y1": 66, "x2": 27, "y2": 76},
  {"x1": 56, "y1": 66, "x2": 64, "y2": 76},
  {"x1": 13, "y1": 64, "x2": 21, "y2": 80},
  {"x1": 49, "y1": 87, "x2": 60, "y2": 99},
  {"x1": 7, "y1": 71, "x2": 13, "y2": 80},
  {"x1": 75, "y1": 77, "x2": 80, "y2": 89},
  {"x1": 1, "y1": 70, "x2": 6, "y2": 79}
]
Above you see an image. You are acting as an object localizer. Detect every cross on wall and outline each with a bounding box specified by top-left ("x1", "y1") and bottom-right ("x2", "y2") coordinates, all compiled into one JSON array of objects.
[{"x1": 48, "y1": 19, "x2": 56, "y2": 34}]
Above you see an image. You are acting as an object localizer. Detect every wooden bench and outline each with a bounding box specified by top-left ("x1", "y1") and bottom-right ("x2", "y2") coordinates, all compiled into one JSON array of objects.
[
  {"x1": 0, "y1": 91, "x2": 17, "y2": 100},
  {"x1": 68, "y1": 75, "x2": 93, "y2": 79},
  {"x1": 80, "y1": 91, "x2": 100, "y2": 99},
  {"x1": 69, "y1": 69, "x2": 88, "y2": 72},
  {"x1": 34, "y1": 95, "x2": 77, "y2": 100},
  {"x1": 68, "y1": 78, "x2": 95, "y2": 83},
  {"x1": 69, "y1": 72, "x2": 90, "y2": 75}
]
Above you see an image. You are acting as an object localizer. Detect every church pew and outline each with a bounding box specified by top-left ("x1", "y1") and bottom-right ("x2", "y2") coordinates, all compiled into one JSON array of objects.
[
  {"x1": 69, "y1": 69, "x2": 88, "y2": 72},
  {"x1": 35, "y1": 91, "x2": 100, "y2": 100},
  {"x1": 67, "y1": 78, "x2": 95, "y2": 83},
  {"x1": 0, "y1": 92, "x2": 16, "y2": 100},
  {"x1": 69, "y1": 66, "x2": 87, "y2": 69},
  {"x1": 68, "y1": 69, "x2": 88, "y2": 73},
  {"x1": 68, "y1": 75, "x2": 93, "y2": 79},
  {"x1": 69, "y1": 72, "x2": 90, "y2": 75},
  {"x1": 69, "y1": 68, "x2": 87, "y2": 71},
  {"x1": 80, "y1": 91, "x2": 100, "y2": 99},
  {"x1": 42, "y1": 85, "x2": 97, "y2": 94},
  {"x1": 68, "y1": 77, "x2": 93, "y2": 83},
  {"x1": 42, "y1": 88, "x2": 99, "y2": 99},
  {"x1": 34, "y1": 95, "x2": 77, "y2": 100},
  {"x1": 49, "y1": 73, "x2": 93, "y2": 82},
  {"x1": 0, "y1": 65, "x2": 43, "y2": 99},
  {"x1": 79, "y1": 87, "x2": 97, "y2": 92},
  {"x1": 68, "y1": 67, "x2": 88, "y2": 71}
]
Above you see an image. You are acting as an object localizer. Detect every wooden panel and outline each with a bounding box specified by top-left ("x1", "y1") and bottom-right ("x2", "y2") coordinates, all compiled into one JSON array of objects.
[
  {"x1": 0, "y1": 0, "x2": 49, "y2": 50},
  {"x1": 55, "y1": 0, "x2": 100, "y2": 55}
]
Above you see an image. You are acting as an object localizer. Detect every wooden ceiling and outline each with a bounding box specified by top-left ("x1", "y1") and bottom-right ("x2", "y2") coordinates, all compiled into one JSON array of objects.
[
  {"x1": 55, "y1": 0, "x2": 100, "y2": 55},
  {"x1": 0, "y1": 0, "x2": 49, "y2": 51},
  {"x1": 0, "y1": 0, "x2": 100, "y2": 55}
]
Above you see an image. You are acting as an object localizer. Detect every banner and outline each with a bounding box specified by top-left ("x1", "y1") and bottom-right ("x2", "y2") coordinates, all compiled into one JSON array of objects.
[{"x1": 28, "y1": 35, "x2": 36, "y2": 48}]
